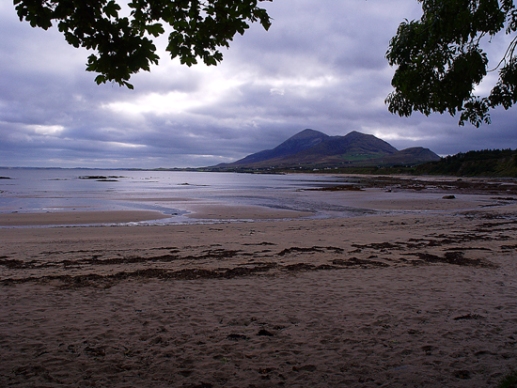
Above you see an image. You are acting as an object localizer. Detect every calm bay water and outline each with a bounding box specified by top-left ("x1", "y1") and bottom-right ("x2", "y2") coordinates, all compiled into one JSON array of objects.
[{"x1": 0, "y1": 169, "x2": 366, "y2": 223}]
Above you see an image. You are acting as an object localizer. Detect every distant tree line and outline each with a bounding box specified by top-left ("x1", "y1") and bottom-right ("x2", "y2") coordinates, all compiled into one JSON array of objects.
[{"x1": 414, "y1": 149, "x2": 517, "y2": 177}]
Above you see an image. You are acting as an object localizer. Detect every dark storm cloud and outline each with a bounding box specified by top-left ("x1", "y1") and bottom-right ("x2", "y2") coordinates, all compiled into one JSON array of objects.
[{"x1": 0, "y1": 0, "x2": 515, "y2": 168}]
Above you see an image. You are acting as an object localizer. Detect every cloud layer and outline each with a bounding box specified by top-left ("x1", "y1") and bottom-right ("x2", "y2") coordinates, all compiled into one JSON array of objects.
[{"x1": 1, "y1": 0, "x2": 515, "y2": 168}]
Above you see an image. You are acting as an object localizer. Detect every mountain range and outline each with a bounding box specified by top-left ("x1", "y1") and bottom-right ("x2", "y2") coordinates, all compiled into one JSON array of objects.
[{"x1": 213, "y1": 129, "x2": 440, "y2": 170}]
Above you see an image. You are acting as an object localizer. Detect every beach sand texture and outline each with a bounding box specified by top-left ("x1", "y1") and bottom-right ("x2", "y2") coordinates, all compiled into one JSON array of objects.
[{"x1": 1, "y1": 179, "x2": 517, "y2": 387}]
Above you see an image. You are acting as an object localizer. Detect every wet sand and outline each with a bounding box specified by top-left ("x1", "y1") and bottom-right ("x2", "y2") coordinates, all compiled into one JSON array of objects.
[
  {"x1": 0, "y1": 210, "x2": 170, "y2": 227},
  {"x1": 1, "y1": 177, "x2": 517, "y2": 387}
]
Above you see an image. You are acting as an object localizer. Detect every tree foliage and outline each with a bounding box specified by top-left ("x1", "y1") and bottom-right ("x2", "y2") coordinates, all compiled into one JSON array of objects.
[
  {"x1": 414, "y1": 148, "x2": 517, "y2": 176},
  {"x1": 386, "y1": 0, "x2": 517, "y2": 126},
  {"x1": 14, "y1": 0, "x2": 272, "y2": 88}
]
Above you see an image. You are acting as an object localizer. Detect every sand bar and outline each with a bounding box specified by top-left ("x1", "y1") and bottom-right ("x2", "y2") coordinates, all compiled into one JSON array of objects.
[
  {"x1": 185, "y1": 203, "x2": 313, "y2": 219},
  {"x1": 0, "y1": 210, "x2": 171, "y2": 227}
]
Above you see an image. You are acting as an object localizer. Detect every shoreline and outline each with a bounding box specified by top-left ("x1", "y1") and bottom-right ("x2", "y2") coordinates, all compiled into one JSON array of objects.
[
  {"x1": 0, "y1": 206, "x2": 316, "y2": 228},
  {"x1": 1, "y1": 185, "x2": 515, "y2": 228}
]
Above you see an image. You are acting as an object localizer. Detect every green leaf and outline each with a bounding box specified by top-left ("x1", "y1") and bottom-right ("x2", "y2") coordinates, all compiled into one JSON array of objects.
[
  {"x1": 103, "y1": 1, "x2": 121, "y2": 18},
  {"x1": 94, "y1": 75, "x2": 107, "y2": 85},
  {"x1": 146, "y1": 23, "x2": 164, "y2": 37}
]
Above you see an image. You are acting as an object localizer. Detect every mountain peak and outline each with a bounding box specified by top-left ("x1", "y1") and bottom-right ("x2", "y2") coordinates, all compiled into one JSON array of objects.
[
  {"x1": 289, "y1": 129, "x2": 328, "y2": 140},
  {"x1": 227, "y1": 129, "x2": 329, "y2": 166},
  {"x1": 215, "y1": 129, "x2": 439, "y2": 169}
]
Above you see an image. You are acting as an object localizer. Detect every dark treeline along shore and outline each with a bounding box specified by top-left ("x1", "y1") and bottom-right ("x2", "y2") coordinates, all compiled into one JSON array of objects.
[
  {"x1": 199, "y1": 148, "x2": 517, "y2": 178},
  {"x1": 413, "y1": 149, "x2": 517, "y2": 177}
]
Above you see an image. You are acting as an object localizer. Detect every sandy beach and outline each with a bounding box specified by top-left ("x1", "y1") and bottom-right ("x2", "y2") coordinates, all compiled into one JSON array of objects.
[{"x1": 1, "y1": 177, "x2": 517, "y2": 387}]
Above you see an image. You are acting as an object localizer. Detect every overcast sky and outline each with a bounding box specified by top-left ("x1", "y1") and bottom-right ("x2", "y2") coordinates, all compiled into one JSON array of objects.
[{"x1": 1, "y1": 0, "x2": 515, "y2": 168}]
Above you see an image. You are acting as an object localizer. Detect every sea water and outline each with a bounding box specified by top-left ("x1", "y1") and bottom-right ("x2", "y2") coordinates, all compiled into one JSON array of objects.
[{"x1": 0, "y1": 169, "x2": 369, "y2": 223}]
